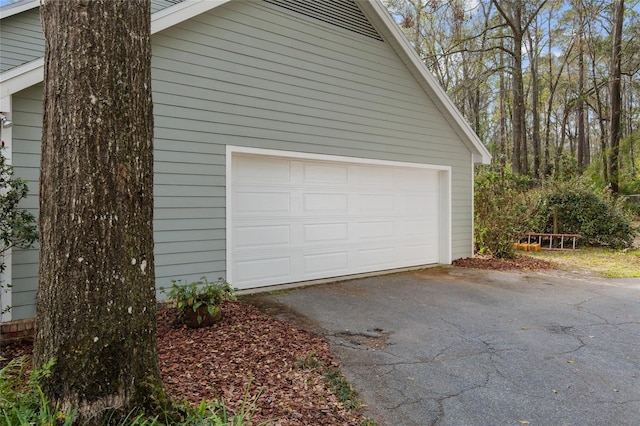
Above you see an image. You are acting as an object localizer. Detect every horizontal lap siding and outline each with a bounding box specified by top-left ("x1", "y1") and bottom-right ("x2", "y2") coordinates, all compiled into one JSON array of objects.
[
  {"x1": 10, "y1": 85, "x2": 42, "y2": 319},
  {"x1": 0, "y1": 9, "x2": 44, "y2": 72},
  {"x1": 152, "y1": 0, "x2": 473, "y2": 270}
]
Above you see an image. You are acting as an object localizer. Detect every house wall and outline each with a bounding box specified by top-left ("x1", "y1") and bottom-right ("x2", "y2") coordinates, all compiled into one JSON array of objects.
[
  {"x1": 10, "y1": 84, "x2": 42, "y2": 320},
  {"x1": 0, "y1": 8, "x2": 43, "y2": 73},
  {"x1": 0, "y1": 0, "x2": 185, "y2": 73},
  {"x1": 8, "y1": 0, "x2": 474, "y2": 321}
]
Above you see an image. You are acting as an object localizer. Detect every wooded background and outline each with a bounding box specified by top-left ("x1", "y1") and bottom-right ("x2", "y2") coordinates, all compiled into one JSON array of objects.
[{"x1": 384, "y1": 0, "x2": 640, "y2": 194}]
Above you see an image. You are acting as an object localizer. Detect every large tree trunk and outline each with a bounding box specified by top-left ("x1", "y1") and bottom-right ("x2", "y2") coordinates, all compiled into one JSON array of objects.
[
  {"x1": 35, "y1": 0, "x2": 160, "y2": 422},
  {"x1": 609, "y1": 0, "x2": 624, "y2": 193}
]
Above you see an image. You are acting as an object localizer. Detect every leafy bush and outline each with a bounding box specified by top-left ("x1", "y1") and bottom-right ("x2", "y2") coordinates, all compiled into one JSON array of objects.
[
  {"x1": 0, "y1": 356, "x2": 77, "y2": 426},
  {"x1": 528, "y1": 180, "x2": 637, "y2": 250},
  {"x1": 0, "y1": 149, "x2": 38, "y2": 315},
  {"x1": 474, "y1": 165, "x2": 533, "y2": 258}
]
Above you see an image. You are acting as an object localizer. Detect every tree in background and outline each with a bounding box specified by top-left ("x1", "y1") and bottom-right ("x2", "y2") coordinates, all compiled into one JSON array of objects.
[
  {"x1": 609, "y1": 0, "x2": 625, "y2": 193},
  {"x1": 384, "y1": 0, "x2": 640, "y2": 193},
  {"x1": 34, "y1": 1, "x2": 163, "y2": 422}
]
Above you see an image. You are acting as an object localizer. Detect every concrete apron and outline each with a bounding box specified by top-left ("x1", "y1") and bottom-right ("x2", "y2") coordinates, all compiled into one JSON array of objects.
[{"x1": 247, "y1": 267, "x2": 640, "y2": 426}]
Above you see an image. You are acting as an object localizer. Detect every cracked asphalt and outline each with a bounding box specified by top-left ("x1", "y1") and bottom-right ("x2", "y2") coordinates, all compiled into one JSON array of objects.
[{"x1": 263, "y1": 267, "x2": 640, "y2": 425}]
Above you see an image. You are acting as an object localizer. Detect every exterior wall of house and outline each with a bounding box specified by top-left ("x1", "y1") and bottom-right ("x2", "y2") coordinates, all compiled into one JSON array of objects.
[
  {"x1": 0, "y1": 1, "x2": 183, "y2": 73},
  {"x1": 0, "y1": 8, "x2": 43, "y2": 73},
  {"x1": 7, "y1": 0, "x2": 474, "y2": 321},
  {"x1": 10, "y1": 84, "x2": 42, "y2": 320}
]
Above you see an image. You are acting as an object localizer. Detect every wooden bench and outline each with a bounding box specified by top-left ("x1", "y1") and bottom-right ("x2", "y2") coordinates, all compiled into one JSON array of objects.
[{"x1": 524, "y1": 233, "x2": 582, "y2": 250}]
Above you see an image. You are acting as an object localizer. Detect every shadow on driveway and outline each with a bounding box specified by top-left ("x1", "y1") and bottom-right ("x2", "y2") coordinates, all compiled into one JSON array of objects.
[{"x1": 247, "y1": 267, "x2": 640, "y2": 426}]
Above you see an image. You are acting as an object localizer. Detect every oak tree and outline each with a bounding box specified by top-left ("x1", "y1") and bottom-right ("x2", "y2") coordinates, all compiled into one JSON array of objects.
[{"x1": 34, "y1": 0, "x2": 162, "y2": 422}]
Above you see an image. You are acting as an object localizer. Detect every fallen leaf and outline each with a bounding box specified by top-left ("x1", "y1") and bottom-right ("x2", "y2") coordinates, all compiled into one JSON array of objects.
[
  {"x1": 518, "y1": 421, "x2": 530, "y2": 425},
  {"x1": 567, "y1": 360, "x2": 575, "y2": 364}
]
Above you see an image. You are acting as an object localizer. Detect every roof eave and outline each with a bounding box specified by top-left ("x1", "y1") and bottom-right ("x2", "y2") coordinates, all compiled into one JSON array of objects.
[
  {"x1": 359, "y1": 0, "x2": 491, "y2": 165},
  {"x1": 0, "y1": 0, "x2": 38, "y2": 20}
]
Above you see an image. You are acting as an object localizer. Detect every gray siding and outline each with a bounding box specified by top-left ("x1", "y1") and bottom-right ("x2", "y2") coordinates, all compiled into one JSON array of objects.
[
  {"x1": 0, "y1": 8, "x2": 43, "y2": 73},
  {"x1": 11, "y1": 84, "x2": 42, "y2": 320},
  {"x1": 0, "y1": 1, "x2": 183, "y2": 73},
  {"x1": 8, "y1": 0, "x2": 474, "y2": 320}
]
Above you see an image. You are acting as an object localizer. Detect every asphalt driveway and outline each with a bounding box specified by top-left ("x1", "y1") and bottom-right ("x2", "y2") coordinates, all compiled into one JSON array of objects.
[{"x1": 255, "y1": 267, "x2": 640, "y2": 425}]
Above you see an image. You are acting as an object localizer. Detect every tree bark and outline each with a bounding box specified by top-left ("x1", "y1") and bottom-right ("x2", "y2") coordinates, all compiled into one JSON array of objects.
[
  {"x1": 35, "y1": 0, "x2": 160, "y2": 422},
  {"x1": 609, "y1": 0, "x2": 624, "y2": 193},
  {"x1": 575, "y1": 0, "x2": 590, "y2": 174},
  {"x1": 527, "y1": 26, "x2": 541, "y2": 178}
]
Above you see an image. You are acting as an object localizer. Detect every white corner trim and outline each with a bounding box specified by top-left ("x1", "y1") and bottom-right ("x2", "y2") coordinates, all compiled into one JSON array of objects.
[
  {"x1": 0, "y1": 58, "x2": 44, "y2": 100},
  {"x1": 225, "y1": 145, "x2": 234, "y2": 286}
]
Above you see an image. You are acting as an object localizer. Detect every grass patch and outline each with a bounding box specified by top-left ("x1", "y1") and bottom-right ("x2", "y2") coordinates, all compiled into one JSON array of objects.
[
  {"x1": 294, "y1": 352, "x2": 377, "y2": 425},
  {"x1": 530, "y1": 247, "x2": 640, "y2": 278}
]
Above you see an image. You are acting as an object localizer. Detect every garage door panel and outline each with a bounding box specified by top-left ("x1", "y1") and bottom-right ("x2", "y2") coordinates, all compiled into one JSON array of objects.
[
  {"x1": 235, "y1": 192, "x2": 290, "y2": 213},
  {"x1": 357, "y1": 221, "x2": 395, "y2": 239},
  {"x1": 303, "y1": 163, "x2": 348, "y2": 183},
  {"x1": 235, "y1": 225, "x2": 290, "y2": 248},
  {"x1": 303, "y1": 223, "x2": 348, "y2": 243},
  {"x1": 234, "y1": 156, "x2": 291, "y2": 182},
  {"x1": 303, "y1": 193, "x2": 348, "y2": 212},
  {"x1": 303, "y1": 251, "x2": 349, "y2": 275},
  {"x1": 230, "y1": 153, "x2": 443, "y2": 289},
  {"x1": 358, "y1": 247, "x2": 396, "y2": 267},
  {"x1": 234, "y1": 256, "x2": 291, "y2": 285},
  {"x1": 399, "y1": 243, "x2": 437, "y2": 263},
  {"x1": 401, "y1": 220, "x2": 436, "y2": 237},
  {"x1": 358, "y1": 194, "x2": 395, "y2": 212}
]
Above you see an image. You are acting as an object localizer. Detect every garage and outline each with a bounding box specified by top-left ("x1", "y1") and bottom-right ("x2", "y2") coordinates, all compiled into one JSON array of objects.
[{"x1": 227, "y1": 147, "x2": 450, "y2": 289}]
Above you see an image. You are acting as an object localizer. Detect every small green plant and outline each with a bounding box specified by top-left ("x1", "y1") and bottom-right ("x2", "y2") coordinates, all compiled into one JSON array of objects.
[
  {"x1": 323, "y1": 369, "x2": 363, "y2": 410},
  {"x1": 0, "y1": 356, "x2": 77, "y2": 426},
  {"x1": 204, "y1": 379, "x2": 273, "y2": 426},
  {"x1": 161, "y1": 277, "x2": 236, "y2": 327},
  {"x1": 295, "y1": 351, "x2": 321, "y2": 370}
]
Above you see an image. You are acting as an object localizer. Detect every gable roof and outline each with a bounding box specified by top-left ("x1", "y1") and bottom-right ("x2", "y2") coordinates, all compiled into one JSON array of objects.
[{"x1": 0, "y1": 0, "x2": 490, "y2": 164}]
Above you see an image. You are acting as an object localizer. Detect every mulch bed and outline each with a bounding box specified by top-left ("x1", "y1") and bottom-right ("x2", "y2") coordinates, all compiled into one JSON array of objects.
[
  {"x1": 1, "y1": 302, "x2": 367, "y2": 425},
  {"x1": 452, "y1": 253, "x2": 557, "y2": 271}
]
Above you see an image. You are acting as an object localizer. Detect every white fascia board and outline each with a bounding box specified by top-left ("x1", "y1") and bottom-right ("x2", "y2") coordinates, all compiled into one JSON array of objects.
[
  {"x1": 0, "y1": 0, "x2": 38, "y2": 19},
  {"x1": 361, "y1": 0, "x2": 492, "y2": 165},
  {"x1": 0, "y1": 58, "x2": 44, "y2": 101},
  {"x1": 151, "y1": 0, "x2": 232, "y2": 34},
  {"x1": 0, "y1": 0, "x2": 231, "y2": 98}
]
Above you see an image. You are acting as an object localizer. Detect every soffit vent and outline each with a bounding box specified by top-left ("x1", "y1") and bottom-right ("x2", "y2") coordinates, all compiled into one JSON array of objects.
[{"x1": 263, "y1": 0, "x2": 383, "y2": 41}]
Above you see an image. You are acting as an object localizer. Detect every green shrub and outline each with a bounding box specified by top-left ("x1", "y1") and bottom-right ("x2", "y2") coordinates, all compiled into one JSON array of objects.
[
  {"x1": 0, "y1": 149, "x2": 38, "y2": 316},
  {"x1": 474, "y1": 165, "x2": 533, "y2": 258},
  {"x1": 528, "y1": 180, "x2": 637, "y2": 249},
  {"x1": 0, "y1": 356, "x2": 77, "y2": 426}
]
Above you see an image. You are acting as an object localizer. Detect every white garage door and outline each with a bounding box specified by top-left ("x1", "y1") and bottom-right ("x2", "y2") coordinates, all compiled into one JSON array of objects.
[{"x1": 228, "y1": 152, "x2": 443, "y2": 289}]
